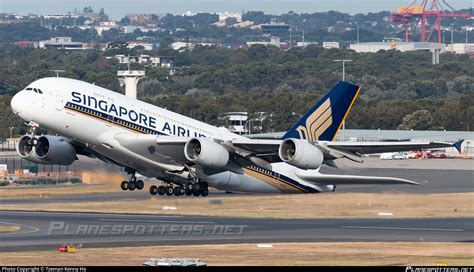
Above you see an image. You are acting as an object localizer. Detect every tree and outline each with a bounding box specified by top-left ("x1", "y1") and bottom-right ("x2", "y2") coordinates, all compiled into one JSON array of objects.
[{"x1": 398, "y1": 110, "x2": 433, "y2": 130}]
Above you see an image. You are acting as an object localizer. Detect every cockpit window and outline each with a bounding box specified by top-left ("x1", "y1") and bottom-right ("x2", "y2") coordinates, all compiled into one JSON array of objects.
[
  {"x1": 30, "y1": 88, "x2": 43, "y2": 94},
  {"x1": 25, "y1": 87, "x2": 42, "y2": 94}
]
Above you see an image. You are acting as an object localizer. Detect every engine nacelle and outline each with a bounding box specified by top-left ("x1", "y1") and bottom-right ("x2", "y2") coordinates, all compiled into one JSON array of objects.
[
  {"x1": 278, "y1": 138, "x2": 324, "y2": 170},
  {"x1": 16, "y1": 135, "x2": 35, "y2": 159},
  {"x1": 16, "y1": 135, "x2": 76, "y2": 165},
  {"x1": 34, "y1": 135, "x2": 76, "y2": 165},
  {"x1": 184, "y1": 138, "x2": 229, "y2": 168}
]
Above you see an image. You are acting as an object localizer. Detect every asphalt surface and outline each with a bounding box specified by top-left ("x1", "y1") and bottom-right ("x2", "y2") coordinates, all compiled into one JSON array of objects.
[
  {"x1": 0, "y1": 211, "x2": 472, "y2": 252},
  {"x1": 0, "y1": 166, "x2": 471, "y2": 206}
]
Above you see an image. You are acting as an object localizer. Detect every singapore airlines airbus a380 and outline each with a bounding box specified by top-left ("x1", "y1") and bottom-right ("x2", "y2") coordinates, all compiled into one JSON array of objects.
[{"x1": 10, "y1": 77, "x2": 462, "y2": 197}]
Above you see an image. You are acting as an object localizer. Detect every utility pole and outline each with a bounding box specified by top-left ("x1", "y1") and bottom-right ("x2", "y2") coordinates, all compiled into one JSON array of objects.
[
  {"x1": 9, "y1": 127, "x2": 14, "y2": 139},
  {"x1": 357, "y1": 26, "x2": 360, "y2": 43},
  {"x1": 289, "y1": 26, "x2": 292, "y2": 49},
  {"x1": 451, "y1": 24, "x2": 454, "y2": 46},
  {"x1": 333, "y1": 59, "x2": 352, "y2": 141}
]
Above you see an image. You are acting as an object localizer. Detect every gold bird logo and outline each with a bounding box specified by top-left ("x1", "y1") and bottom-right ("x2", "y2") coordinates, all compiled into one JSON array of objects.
[{"x1": 295, "y1": 98, "x2": 332, "y2": 141}]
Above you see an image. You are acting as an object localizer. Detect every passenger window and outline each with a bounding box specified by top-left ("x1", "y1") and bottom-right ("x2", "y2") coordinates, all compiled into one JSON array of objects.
[
  {"x1": 33, "y1": 89, "x2": 38, "y2": 93},
  {"x1": 25, "y1": 87, "x2": 32, "y2": 91},
  {"x1": 37, "y1": 89, "x2": 43, "y2": 94}
]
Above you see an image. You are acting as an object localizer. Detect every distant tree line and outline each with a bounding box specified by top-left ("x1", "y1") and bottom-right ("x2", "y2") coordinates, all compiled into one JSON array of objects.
[{"x1": 0, "y1": 44, "x2": 472, "y2": 138}]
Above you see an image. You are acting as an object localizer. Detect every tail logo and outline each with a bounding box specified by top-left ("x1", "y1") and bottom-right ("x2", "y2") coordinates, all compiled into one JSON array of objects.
[{"x1": 295, "y1": 98, "x2": 332, "y2": 141}]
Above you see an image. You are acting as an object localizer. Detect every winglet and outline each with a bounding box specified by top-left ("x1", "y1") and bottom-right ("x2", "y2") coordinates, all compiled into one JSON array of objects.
[{"x1": 453, "y1": 139, "x2": 464, "y2": 154}]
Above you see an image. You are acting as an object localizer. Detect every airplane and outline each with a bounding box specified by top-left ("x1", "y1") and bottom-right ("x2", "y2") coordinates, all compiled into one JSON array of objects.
[{"x1": 10, "y1": 77, "x2": 463, "y2": 196}]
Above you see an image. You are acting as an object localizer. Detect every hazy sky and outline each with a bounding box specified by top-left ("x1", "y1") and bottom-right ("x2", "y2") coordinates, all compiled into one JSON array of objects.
[{"x1": 1, "y1": 0, "x2": 472, "y2": 20}]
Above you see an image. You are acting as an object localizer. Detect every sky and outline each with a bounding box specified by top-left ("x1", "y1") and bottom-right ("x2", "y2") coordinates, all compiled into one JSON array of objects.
[{"x1": 1, "y1": 0, "x2": 472, "y2": 20}]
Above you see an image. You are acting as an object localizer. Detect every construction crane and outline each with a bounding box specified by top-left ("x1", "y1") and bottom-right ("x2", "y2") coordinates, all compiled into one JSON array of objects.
[{"x1": 391, "y1": 0, "x2": 470, "y2": 43}]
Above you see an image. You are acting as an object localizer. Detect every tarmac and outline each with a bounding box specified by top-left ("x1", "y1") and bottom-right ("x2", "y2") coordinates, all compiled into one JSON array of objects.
[
  {"x1": 0, "y1": 210, "x2": 472, "y2": 252},
  {"x1": 0, "y1": 157, "x2": 472, "y2": 252}
]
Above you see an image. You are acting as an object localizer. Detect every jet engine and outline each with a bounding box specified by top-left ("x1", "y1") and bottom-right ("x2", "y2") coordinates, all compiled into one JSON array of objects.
[
  {"x1": 278, "y1": 138, "x2": 324, "y2": 170},
  {"x1": 16, "y1": 135, "x2": 76, "y2": 165},
  {"x1": 16, "y1": 135, "x2": 45, "y2": 164},
  {"x1": 184, "y1": 138, "x2": 229, "y2": 168}
]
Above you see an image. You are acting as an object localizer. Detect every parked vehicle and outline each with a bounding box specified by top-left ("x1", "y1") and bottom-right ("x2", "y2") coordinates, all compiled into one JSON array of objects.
[{"x1": 380, "y1": 152, "x2": 409, "y2": 160}]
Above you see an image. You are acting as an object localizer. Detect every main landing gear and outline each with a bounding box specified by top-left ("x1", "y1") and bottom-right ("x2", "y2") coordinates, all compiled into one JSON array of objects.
[
  {"x1": 120, "y1": 169, "x2": 144, "y2": 191},
  {"x1": 149, "y1": 180, "x2": 209, "y2": 197}
]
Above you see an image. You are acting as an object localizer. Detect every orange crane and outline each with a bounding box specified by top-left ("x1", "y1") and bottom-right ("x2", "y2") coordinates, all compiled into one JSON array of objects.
[{"x1": 391, "y1": 0, "x2": 470, "y2": 42}]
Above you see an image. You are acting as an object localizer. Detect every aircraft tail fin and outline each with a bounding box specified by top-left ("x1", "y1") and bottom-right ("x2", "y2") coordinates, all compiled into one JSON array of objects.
[{"x1": 282, "y1": 81, "x2": 361, "y2": 142}]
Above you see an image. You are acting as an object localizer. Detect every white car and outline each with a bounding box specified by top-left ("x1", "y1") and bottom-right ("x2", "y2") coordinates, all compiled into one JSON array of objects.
[{"x1": 380, "y1": 152, "x2": 409, "y2": 160}]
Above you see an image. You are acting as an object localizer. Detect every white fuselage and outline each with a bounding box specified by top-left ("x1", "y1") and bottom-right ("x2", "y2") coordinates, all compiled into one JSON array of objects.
[{"x1": 11, "y1": 77, "x2": 329, "y2": 193}]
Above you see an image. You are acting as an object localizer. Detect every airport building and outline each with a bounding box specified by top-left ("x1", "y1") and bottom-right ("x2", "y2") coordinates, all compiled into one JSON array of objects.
[
  {"x1": 446, "y1": 43, "x2": 474, "y2": 55},
  {"x1": 323, "y1": 41, "x2": 340, "y2": 49},
  {"x1": 38, "y1": 37, "x2": 84, "y2": 50},
  {"x1": 219, "y1": 112, "x2": 267, "y2": 135},
  {"x1": 350, "y1": 41, "x2": 446, "y2": 53}
]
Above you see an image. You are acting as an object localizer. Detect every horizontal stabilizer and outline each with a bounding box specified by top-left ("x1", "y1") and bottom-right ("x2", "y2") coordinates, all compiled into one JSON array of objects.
[
  {"x1": 296, "y1": 172, "x2": 420, "y2": 185},
  {"x1": 453, "y1": 139, "x2": 464, "y2": 153}
]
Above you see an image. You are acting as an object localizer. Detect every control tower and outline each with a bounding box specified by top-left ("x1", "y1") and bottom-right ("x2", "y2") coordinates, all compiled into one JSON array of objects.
[
  {"x1": 261, "y1": 22, "x2": 290, "y2": 48},
  {"x1": 117, "y1": 70, "x2": 145, "y2": 100}
]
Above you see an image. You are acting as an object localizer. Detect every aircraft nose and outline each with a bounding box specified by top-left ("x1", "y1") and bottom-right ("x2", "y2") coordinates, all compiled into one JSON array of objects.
[{"x1": 10, "y1": 92, "x2": 22, "y2": 115}]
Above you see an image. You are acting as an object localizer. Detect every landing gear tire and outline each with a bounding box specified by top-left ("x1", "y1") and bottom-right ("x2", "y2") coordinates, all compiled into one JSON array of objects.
[
  {"x1": 129, "y1": 181, "x2": 137, "y2": 191},
  {"x1": 120, "y1": 181, "x2": 129, "y2": 191},
  {"x1": 200, "y1": 188, "x2": 209, "y2": 197},
  {"x1": 173, "y1": 186, "x2": 184, "y2": 196},
  {"x1": 158, "y1": 186, "x2": 166, "y2": 196},
  {"x1": 149, "y1": 185, "x2": 158, "y2": 195},
  {"x1": 192, "y1": 187, "x2": 201, "y2": 197},
  {"x1": 185, "y1": 187, "x2": 193, "y2": 196},
  {"x1": 165, "y1": 186, "x2": 173, "y2": 196},
  {"x1": 191, "y1": 183, "x2": 200, "y2": 192},
  {"x1": 136, "y1": 180, "x2": 144, "y2": 190}
]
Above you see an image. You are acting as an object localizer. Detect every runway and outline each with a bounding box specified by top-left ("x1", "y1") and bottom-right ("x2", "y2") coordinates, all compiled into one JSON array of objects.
[
  {"x1": 0, "y1": 211, "x2": 472, "y2": 252},
  {"x1": 0, "y1": 166, "x2": 472, "y2": 206}
]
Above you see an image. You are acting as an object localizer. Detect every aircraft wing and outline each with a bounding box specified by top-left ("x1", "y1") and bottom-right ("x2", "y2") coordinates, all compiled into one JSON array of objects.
[
  {"x1": 231, "y1": 139, "x2": 281, "y2": 155},
  {"x1": 113, "y1": 133, "x2": 189, "y2": 165},
  {"x1": 324, "y1": 140, "x2": 461, "y2": 155},
  {"x1": 295, "y1": 171, "x2": 420, "y2": 185},
  {"x1": 231, "y1": 138, "x2": 462, "y2": 163},
  {"x1": 111, "y1": 132, "x2": 462, "y2": 170}
]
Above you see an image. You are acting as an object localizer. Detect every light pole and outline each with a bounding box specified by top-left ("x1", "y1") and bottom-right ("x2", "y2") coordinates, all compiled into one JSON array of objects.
[
  {"x1": 9, "y1": 127, "x2": 14, "y2": 139},
  {"x1": 357, "y1": 26, "x2": 360, "y2": 43},
  {"x1": 334, "y1": 59, "x2": 352, "y2": 141},
  {"x1": 451, "y1": 24, "x2": 454, "y2": 47},
  {"x1": 50, "y1": 70, "x2": 65, "y2": 77}
]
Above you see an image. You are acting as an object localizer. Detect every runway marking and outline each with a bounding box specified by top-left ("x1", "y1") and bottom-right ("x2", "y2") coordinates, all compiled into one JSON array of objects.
[
  {"x1": 0, "y1": 221, "x2": 40, "y2": 236},
  {"x1": 97, "y1": 219, "x2": 216, "y2": 224},
  {"x1": 341, "y1": 226, "x2": 464, "y2": 232}
]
